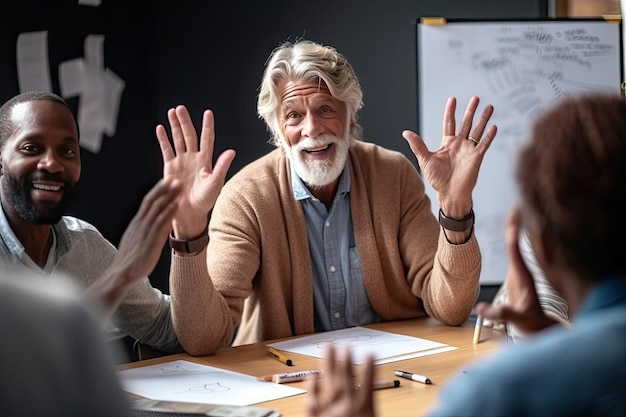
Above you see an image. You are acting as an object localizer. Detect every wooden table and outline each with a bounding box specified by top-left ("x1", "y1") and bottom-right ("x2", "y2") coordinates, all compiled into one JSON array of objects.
[{"x1": 119, "y1": 317, "x2": 503, "y2": 417}]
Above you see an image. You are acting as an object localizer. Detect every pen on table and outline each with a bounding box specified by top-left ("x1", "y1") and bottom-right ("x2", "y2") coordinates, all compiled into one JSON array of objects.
[
  {"x1": 257, "y1": 369, "x2": 323, "y2": 383},
  {"x1": 473, "y1": 316, "x2": 484, "y2": 345},
  {"x1": 393, "y1": 370, "x2": 432, "y2": 385},
  {"x1": 354, "y1": 380, "x2": 401, "y2": 391},
  {"x1": 267, "y1": 347, "x2": 294, "y2": 366}
]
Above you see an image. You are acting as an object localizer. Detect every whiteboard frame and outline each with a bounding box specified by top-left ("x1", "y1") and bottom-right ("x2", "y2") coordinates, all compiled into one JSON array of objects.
[{"x1": 415, "y1": 18, "x2": 624, "y2": 284}]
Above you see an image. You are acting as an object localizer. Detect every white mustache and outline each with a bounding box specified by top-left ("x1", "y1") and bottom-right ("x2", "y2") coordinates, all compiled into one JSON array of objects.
[{"x1": 292, "y1": 135, "x2": 338, "y2": 152}]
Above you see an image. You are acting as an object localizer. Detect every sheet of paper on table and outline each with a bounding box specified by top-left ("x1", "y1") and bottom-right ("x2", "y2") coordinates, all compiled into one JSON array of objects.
[
  {"x1": 130, "y1": 398, "x2": 280, "y2": 417},
  {"x1": 119, "y1": 360, "x2": 306, "y2": 406},
  {"x1": 268, "y1": 326, "x2": 457, "y2": 365}
]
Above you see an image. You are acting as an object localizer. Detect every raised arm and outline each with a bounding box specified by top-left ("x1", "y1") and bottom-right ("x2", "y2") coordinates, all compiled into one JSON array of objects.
[
  {"x1": 402, "y1": 96, "x2": 497, "y2": 244},
  {"x1": 155, "y1": 105, "x2": 237, "y2": 355},
  {"x1": 401, "y1": 97, "x2": 497, "y2": 325},
  {"x1": 85, "y1": 178, "x2": 183, "y2": 317}
]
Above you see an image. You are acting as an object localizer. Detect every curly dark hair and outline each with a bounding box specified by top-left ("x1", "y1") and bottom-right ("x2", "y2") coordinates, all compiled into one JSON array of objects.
[{"x1": 516, "y1": 93, "x2": 626, "y2": 283}]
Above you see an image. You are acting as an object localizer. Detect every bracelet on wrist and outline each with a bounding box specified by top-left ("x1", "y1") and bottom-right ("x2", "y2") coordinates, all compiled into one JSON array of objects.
[
  {"x1": 169, "y1": 230, "x2": 209, "y2": 254},
  {"x1": 438, "y1": 208, "x2": 475, "y2": 232}
]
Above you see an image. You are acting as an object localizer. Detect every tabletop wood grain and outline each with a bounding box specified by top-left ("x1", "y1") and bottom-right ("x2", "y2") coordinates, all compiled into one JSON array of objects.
[{"x1": 119, "y1": 317, "x2": 504, "y2": 417}]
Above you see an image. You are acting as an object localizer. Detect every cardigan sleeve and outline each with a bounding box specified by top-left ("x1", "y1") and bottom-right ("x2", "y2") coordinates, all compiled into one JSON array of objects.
[
  {"x1": 351, "y1": 143, "x2": 481, "y2": 326},
  {"x1": 169, "y1": 179, "x2": 261, "y2": 356},
  {"x1": 397, "y1": 160, "x2": 481, "y2": 325}
]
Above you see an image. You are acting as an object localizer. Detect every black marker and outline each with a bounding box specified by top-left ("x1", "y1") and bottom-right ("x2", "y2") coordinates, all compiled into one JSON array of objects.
[{"x1": 393, "y1": 370, "x2": 431, "y2": 384}]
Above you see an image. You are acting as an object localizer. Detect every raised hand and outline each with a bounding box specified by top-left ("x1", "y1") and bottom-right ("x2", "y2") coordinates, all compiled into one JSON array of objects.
[
  {"x1": 305, "y1": 345, "x2": 376, "y2": 417},
  {"x1": 87, "y1": 178, "x2": 183, "y2": 314},
  {"x1": 156, "y1": 106, "x2": 236, "y2": 239},
  {"x1": 476, "y1": 208, "x2": 557, "y2": 335},
  {"x1": 402, "y1": 96, "x2": 497, "y2": 216}
]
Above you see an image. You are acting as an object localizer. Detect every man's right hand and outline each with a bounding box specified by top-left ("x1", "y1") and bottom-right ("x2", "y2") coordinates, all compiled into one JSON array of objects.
[{"x1": 156, "y1": 105, "x2": 236, "y2": 240}]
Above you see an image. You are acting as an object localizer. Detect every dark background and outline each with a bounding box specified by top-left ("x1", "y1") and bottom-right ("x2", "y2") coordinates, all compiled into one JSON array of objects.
[{"x1": 0, "y1": 0, "x2": 547, "y2": 295}]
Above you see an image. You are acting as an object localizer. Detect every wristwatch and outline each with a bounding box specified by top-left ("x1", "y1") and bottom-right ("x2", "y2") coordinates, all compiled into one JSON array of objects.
[
  {"x1": 438, "y1": 208, "x2": 475, "y2": 232},
  {"x1": 168, "y1": 231, "x2": 209, "y2": 253}
]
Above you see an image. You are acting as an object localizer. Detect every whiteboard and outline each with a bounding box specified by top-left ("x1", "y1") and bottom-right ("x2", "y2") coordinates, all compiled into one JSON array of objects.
[{"x1": 417, "y1": 19, "x2": 623, "y2": 284}]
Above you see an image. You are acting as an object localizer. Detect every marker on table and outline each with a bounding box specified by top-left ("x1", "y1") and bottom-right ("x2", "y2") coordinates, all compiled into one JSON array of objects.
[
  {"x1": 473, "y1": 316, "x2": 484, "y2": 345},
  {"x1": 354, "y1": 380, "x2": 401, "y2": 391},
  {"x1": 267, "y1": 347, "x2": 293, "y2": 366},
  {"x1": 258, "y1": 369, "x2": 323, "y2": 383},
  {"x1": 393, "y1": 370, "x2": 432, "y2": 385}
]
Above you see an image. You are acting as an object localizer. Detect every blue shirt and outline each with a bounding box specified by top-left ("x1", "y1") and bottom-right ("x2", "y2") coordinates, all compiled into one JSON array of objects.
[
  {"x1": 291, "y1": 161, "x2": 380, "y2": 332},
  {"x1": 426, "y1": 276, "x2": 626, "y2": 417}
]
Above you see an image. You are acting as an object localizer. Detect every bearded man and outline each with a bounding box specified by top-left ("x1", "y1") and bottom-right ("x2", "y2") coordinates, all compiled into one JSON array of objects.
[
  {"x1": 157, "y1": 39, "x2": 497, "y2": 356},
  {"x1": 0, "y1": 90, "x2": 230, "y2": 355}
]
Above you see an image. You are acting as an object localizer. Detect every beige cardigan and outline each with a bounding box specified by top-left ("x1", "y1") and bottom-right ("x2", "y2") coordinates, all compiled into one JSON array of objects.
[{"x1": 170, "y1": 141, "x2": 481, "y2": 355}]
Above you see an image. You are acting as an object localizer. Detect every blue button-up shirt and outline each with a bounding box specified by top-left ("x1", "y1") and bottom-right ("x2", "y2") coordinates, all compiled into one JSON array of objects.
[{"x1": 291, "y1": 161, "x2": 380, "y2": 332}]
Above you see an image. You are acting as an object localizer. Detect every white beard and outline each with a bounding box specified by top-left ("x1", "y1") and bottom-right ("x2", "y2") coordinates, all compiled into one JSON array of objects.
[{"x1": 283, "y1": 133, "x2": 351, "y2": 187}]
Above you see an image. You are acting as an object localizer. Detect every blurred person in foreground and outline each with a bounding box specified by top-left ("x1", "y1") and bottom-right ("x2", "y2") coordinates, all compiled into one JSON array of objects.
[
  {"x1": 485, "y1": 234, "x2": 571, "y2": 343},
  {"x1": 157, "y1": 38, "x2": 497, "y2": 355},
  {"x1": 306, "y1": 93, "x2": 626, "y2": 417},
  {"x1": 0, "y1": 268, "x2": 130, "y2": 417}
]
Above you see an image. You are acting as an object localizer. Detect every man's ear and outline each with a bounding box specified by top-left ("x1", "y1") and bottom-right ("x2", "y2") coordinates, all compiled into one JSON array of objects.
[{"x1": 346, "y1": 119, "x2": 357, "y2": 138}]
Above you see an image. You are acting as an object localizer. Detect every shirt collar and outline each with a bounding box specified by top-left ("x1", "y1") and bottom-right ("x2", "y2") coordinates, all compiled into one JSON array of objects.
[
  {"x1": 1, "y1": 200, "x2": 64, "y2": 267},
  {"x1": 290, "y1": 159, "x2": 351, "y2": 201},
  {"x1": 576, "y1": 275, "x2": 626, "y2": 319},
  {"x1": 0, "y1": 201, "x2": 26, "y2": 257}
]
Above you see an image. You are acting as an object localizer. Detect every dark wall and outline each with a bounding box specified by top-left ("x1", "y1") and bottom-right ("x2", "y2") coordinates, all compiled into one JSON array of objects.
[
  {"x1": 153, "y1": 0, "x2": 548, "y2": 165},
  {"x1": 0, "y1": 0, "x2": 167, "y2": 280},
  {"x1": 1, "y1": 0, "x2": 547, "y2": 293}
]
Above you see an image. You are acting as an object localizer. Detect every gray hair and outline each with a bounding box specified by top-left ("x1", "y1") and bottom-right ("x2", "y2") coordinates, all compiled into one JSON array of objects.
[{"x1": 257, "y1": 39, "x2": 364, "y2": 146}]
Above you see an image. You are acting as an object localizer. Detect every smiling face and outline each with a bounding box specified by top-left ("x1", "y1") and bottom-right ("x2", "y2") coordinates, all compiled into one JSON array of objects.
[
  {"x1": 278, "y1": 79, "x2": 353, "y2": 188},
  {"x1": 0, "y1": 99, "x2": 81, "y2": 225}
]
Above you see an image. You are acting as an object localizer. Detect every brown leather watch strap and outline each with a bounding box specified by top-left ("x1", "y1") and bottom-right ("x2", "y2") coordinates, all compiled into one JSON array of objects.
[
  {"x1": 438, "y1": 208, "x2": 475, "y2": 232},
  {"x1": 168, "y1": 231, "x2": 209, "y2": 253}
]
